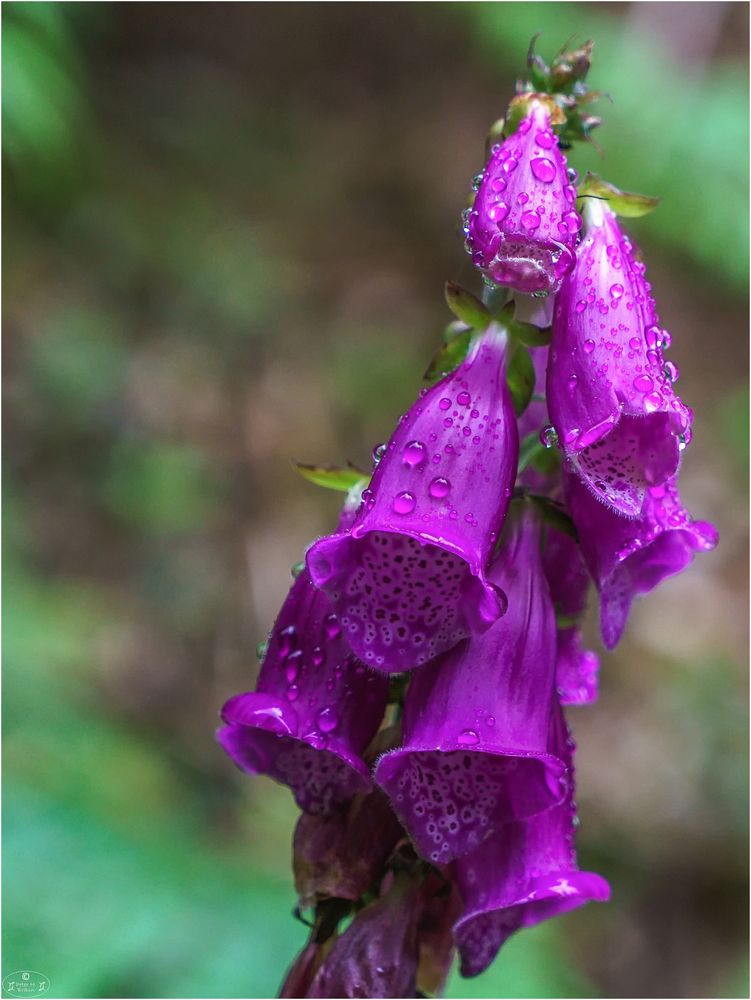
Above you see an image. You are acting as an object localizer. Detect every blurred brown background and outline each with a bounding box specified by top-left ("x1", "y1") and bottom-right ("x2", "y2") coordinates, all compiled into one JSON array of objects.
[{"x1": 3, "y1": 3, "x2": 748, "y2": 998}]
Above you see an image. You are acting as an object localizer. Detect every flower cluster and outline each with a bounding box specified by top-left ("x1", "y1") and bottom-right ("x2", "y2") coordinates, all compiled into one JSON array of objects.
[{"x1": 217, "y1": 40, "x2": 717, "y2": 998}]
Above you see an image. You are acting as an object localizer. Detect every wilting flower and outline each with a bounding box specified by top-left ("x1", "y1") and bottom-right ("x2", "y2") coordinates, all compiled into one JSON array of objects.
[
  {"x1": 547, "y1": 200, "x2": 691, "y2": 517},
  {"x1": 217, "y1": 509, "x2": 389, "y2": 813},
  {"x1": 543, "y1": 525, "x2": 599, "y2": 705},
  {"x1": 464, "y1": 102, "x2": 579, "y2": 295},
  {"x1": 306, "y1": 872, "x2": 424, "y2": 999},
  {"x1": 306, "y1": 324, "x2": 518, "y2": 673},
  {"x1": 376, "y1": 505, "x2": 566, "y2": 863},
  {"x1": 293, "y1": 785, "x2": 404, "y2": 908},
  {"x1": 452, "y1": 703, "x2": 610, "y2": 978},
  {"x1": 566, "y1": 471, "x2": 718, "y2": 649}
]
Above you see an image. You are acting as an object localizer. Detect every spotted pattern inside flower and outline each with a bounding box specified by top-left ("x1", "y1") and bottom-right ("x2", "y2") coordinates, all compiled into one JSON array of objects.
[
  {"x1": 574, "y1": 414, "x2": 678, "y2": 517},
  {"x1": 273, "y1": 739, "x2": 367, "y2": 815},
  {"x1": 456, "y1": 910, "x2": 522, "y2": 978},
  {"x1": 381, "y1": 749, "x2": 564, "y2": 863},
  {"x1": 330, "y1": 532, "x2": 472, "y2": 670}
]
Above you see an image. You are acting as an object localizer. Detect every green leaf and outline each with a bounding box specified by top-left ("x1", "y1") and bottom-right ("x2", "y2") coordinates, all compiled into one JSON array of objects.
[
  {"x1": 496, "y1": 303, "x2": 552, "y2": 347},
  {"x1": 444, "y1": 281, "x2": 490, "y2": 332},
  {"x1": 424, "y1": 328, "x2": 472, "y2": 384},
  {"x1": 528, "y1": 494, "x2": 578, "y2": 541},
  {"x1": 506, "y1": 341, "x2": 535, "y2": 417},
  {"x1": 518, "y1": 431, "x2": 545, "y2": 474},
  {"x1": 293, "y1": 462, "x2": 368, "y2": 493},
  {"x1": 577, "y1": 172, "x2": 661, "y2": 218}
]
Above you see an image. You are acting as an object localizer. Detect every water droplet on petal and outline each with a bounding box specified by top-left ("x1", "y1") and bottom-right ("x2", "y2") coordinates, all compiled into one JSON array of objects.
[
  {"x1": 279, "y1": 626, "x2": 298, "y2": 657},
  {"x1": 324, "y1": 613, "x2": 341, "y2": 639},
  {"x1": 402, "y1": 440, "x2": 427, "y2": 467},
  {"x1": 664, "y1": 361, "x2": 679, "y2": 383},
  {"x1": 531, "y1": 157, "x2": 556, "y2": 183},
  {"x1": 633, "y1": 375, "x2": 653, "y2": 392},
  {"x1": 457, "y1": 390, "x2": 471, "y2": 406},
  {"x1": 255, "y1": 641, "x2": 268, "y2": 660},
  {"x1": 429, "y1": 477, "x2": 451, "y2": 499},
  {"x1": 610, "y1": 283, "x2": 624, "y2": 299},
  {"x1": 311, "y1": 646, "x2": 325, "y2": 667},
  {"x1": 316, "y1": 707, "x2": 338, "y2": 732},
  {"x1": 535, "y1": 130, "x2": 555, "y2": 149},
  {"x1": 393, "y1": 491, "x2": 416, "y2": 515},
  {"x1": 457, "y1": 728, "x2": 480, "y2": 746},
  {"x1": 567, "y1": 374, "x2": 578, "y2": 392},
  {"x1": 372, "y1": 442, "x2": 386, "y2": 463},
  {"x1": 488, "y1": 201, "x2": 510, "y2": 224},
  {"x1": 286, "y1": 684, "x2": 300, "y2": 702},
  {"x1": 521, "y1": 210, "x2": 541, "y2": 231},
  {"x1": 583, "y1": 339, "x2": 595, "y2": 355},
  {"x1": 439, "y1": 397, "x2": 452, "y2": 411}
]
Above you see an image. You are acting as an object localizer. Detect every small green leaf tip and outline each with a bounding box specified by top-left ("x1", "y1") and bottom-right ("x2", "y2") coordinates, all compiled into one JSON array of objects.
[
  {"x1": 293, "y1": 461, "x2": 369, "y2": 492},
  {"x1": 577, "y1": 172, "x2": 661, "y2": 218},
  {"x1": 444, "y1": 281, "x2": 490, "y2": 332},
  {"x1": 496, "y1": 302, "x2": 552, "y2": 347},
  {"x1": 506, "y1": 340, "x2": 535, "y2": 417}
]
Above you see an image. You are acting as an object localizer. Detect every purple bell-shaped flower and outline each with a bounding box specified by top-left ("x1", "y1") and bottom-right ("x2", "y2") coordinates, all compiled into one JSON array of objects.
[
  {"x1": 306, "y1": 324, "x2": 518, "y2": 673},
  {"x1": 375, "y1": 505, "x2": 566, "y2": 863},
  {"x1": 464, "y1": 103, "x2": 579, "y2": 295},
  {"x1": 566, "y1": 471, "x2": 718, "y2": 649},
  {"x1": 543, "y1": 525, "x2": 600, "y2": 705},
  {"x1": 452, "y1": 703, "x2": 611, "y2": 978},
  {"x1": 547, "y1": 201, "x2": 691, "y2": 517},
  {"x1": 217, "y1": 508, "x2": 389, "y2": 815}
]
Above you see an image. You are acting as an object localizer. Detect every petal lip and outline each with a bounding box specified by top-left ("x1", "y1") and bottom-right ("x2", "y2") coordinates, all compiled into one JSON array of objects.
[
  {"x1": 217, "y1": 694, "x2": 372, "y2": 815},
  {"x1": 375, "y1": 743, "x2": 568, "y2": 863},
  {"x1": 454, "y1": 870, "x2": 611, "y2": 978}
]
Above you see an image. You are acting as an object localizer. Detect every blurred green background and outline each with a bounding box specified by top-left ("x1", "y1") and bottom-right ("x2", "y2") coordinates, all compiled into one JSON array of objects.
[{"x1": 3, "y1": 3, "x2": 748, "y2": 998}]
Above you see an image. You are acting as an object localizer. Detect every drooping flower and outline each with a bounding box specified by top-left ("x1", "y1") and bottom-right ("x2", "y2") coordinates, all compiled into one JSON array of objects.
[
  {"x1": 547, "y1": 199, "x2": 691, "y2": 517},
  {"x1": 464, "y1": 102, "x2": 579, "y2": 295},
  {"x1": 306, "y1": 872, "x2": 424, "y2": 999},
  {"x1": 543, "y1": 525, "x2": 599, "y2": 705},
  {"x1": 375, "y1": 504, "x2": 566, "y2": 863},
  {"x1": 566, "y1": 471, "x2": 718, "y2": 649},
  {"x1": 217, "y1": 503, "x2": 389, "y2": 814},
  {"x1": 452, "y1": 703, "x2": 611, "y2": 978},
  {"x1": 306, "y1": 323, "x2": 518, "y2": 673},
  {"x1": 293, "y1": 785, "x2": 404, "y2": 909}
]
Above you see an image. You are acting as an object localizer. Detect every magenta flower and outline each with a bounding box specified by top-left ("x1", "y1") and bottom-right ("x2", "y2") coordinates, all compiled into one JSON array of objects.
[
  {"x1": 306, "y1": 324, "x2": 518, "y2": 673},
  {"x1": 217, "y1": 562, "x2": 389, "y2": 815},
  {"x1": 375, "y1": 506, "x2": 566, "y2": 863},
  {"x1": 543, "y1": 526, "x2": 599, "y2": 705},
  {"x1": 452, "y1": 704, "x2": 611, "y2": 978},
  {"x1": 464, "y1": 103, "x2": 579, "y2": 295},
  {"x1": 567, "y1": 471, "x2": 718, "y2": 649},
  {"x1": 547, "y1": 201, "x2": 691, "y2": 517}
]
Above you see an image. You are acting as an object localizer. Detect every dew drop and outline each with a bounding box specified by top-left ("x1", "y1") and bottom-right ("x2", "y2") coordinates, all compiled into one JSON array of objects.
[
  {"x1": 663, "y1": 361, "x2": 679, "y2": 383},
  {"x1": 311, "y1": 646, "x2": 325, "y2": 667},
  {"x1": 279, "y1": 625, "x2": 297, "y2": 657},
  {"x1": 540, "y1": 425, "x2": 558, "y2": 448},
  {"x1": 567, "y1": 374, "x2": 578, "y2": 392},
  {"x1": 629, "y1": 337, "x2": 641, "y2": 351},
  {"x1": 324, "y1": 613, "x2": 341, "y2": 639},
  {"x1": 535, "y1": 130, "x2": 555, "y2": 149},
  {"x1": 429, "y1": 477, "x2": 451, "y2": 499},
  {"x1": 531, "y1": 156, "x2": 556, "y2": 183},
  {"x1": 291, "y1": 561, "x2": 305, "y2": 578},
  {"x1": 402, "y1": 440, "x2": 427, "y2": 467},
  {"x1": 255, "y1": 640, "x2": 268, "y2": 660},
  {"x1": 575, "y1": 299, "x2": 587, "y2": 314},
  {"x1": 457, "y1": 390, "x2": 471, "y2": 407},
  {"x1": 491, "y1": 177, "x2": 506, "y2": 193},
  {"x1": 457, "y1": 728, "x2": 480, "y2": 746},
  {"x1": 372, "y1": 442, "x2": 386, "y2": 463},
  {"x1": 644, "y1": 325, "x2": 660, "y2": 349},
  {"x1": 562, "y1": 210, "x2": 582, "y2": 233},
  {"x1": 488, "y1": 201, "x2": 510, "y2": 224},
  {"x1": 439, "y1": 397, "x2": 452, "y2": 411},
  {"x1": 361, "y1": 488, "x2": 375, "y2": 508},
  {"x1": 286, "y1": 684, "x2": 300, "y2": 702},
  {"x1": 393, "y1": 491, "x2": 416, "y2": 515},
  {"x1": 610, "y1": 283, "x2": 624, "y2": 299},
  {"x1": 583, "y1": 339, "x2": 595, "y2": 355},
  {"x1": 521, "y1": 210, "x2": 541, "y2": 231},
  {"x1": 486, "y1": 715, "x2": 496, "y2": 727},
  {"x1": 316, "y1": 707, "x2": 339, "y2": 733},
  {"x1": 633, "y1": 374, "x2": 654, "y2": 392}
]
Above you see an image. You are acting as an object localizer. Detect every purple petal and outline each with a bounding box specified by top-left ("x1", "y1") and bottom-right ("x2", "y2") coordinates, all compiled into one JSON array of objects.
[
  {"x1": 567, "y1": 472, "x2": 718, "y2": 649},
  {"x1": 376, "y1": 507, "x2": 565, "y2": 863},
  {"x1": 306, "y1": 325, "x2": 518, "y2": 672},
  {"x1": 465, "y1": 105, "x2": 577, "y2": 295},
  {"x1": 452, "y1": 704, "x2": 611, "y2": 978},
  {"x1": 547, "y1": 203, "x2": 690, "y2": 516},
  {"x1": 217, "y1": 569, "x2": 389, "y2": 814}
]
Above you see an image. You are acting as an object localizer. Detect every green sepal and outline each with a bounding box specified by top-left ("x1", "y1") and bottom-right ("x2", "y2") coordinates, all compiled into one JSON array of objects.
[
  {"x1": 577, "y1": 172, "x2": 661, "y2": 218},
  {"x1": 496, "y1": 303, "x2": 551, "y2": 347},
  {"x1": 528, "y1": 493, "x2": 578, "y2": 541},
  {"x1": 293, "y1": 461, "x2": 369, "y2": 493},
  {"x1": 518, "y1": 431, "x2": 546, "y2": 474},
  {"x1": 505, "y1": 92, "x2": 566, "y2": 136},
  {"x1": 506, "y1": 340, "x2": 535, "y2": 417},
  {"x1": 444, "y1": 281, "x2": 490, "y2": 332},
  {"x1": 424, "y1": 327, "x2": 472, "y2": 384}
]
